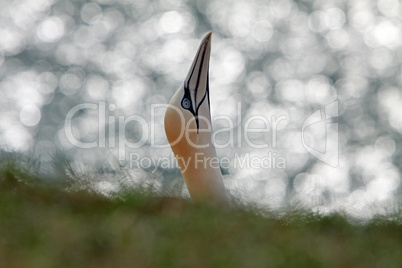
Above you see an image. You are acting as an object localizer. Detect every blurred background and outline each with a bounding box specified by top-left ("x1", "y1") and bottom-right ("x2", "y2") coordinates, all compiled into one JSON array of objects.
[{"x1": 0, "y1": 0, "x2": 401, "y2": 218}]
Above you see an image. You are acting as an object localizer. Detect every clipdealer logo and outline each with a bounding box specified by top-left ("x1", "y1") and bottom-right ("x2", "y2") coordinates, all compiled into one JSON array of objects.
[
  {"x1": 63, "y1": 100, "x2": 339, "y2": 169},
  {"x1": 302, "y1": 101, "x2": 339, "y2": 167}
]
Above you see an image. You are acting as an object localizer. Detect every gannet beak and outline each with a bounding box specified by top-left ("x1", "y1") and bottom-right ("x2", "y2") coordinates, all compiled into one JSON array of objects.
[{"x1": 181, "y1": 32, "x2": 212, "y2": 130}]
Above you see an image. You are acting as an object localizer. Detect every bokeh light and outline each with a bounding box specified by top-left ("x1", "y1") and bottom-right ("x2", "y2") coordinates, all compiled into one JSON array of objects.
[{"x1": 0, "y1": 0, "x2": 401, "y2": 218}]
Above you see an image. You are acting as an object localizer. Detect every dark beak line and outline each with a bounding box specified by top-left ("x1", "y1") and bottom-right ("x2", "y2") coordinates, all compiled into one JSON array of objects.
[
  {"x1": 183, "y1": 32, "x2": 212, "y2": 133},
  {"x1": 185, "y1": 32, "x2": 212, "y2": 90}
]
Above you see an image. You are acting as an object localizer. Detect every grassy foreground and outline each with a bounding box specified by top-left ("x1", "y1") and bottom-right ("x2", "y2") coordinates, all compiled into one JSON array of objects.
[{"x1": 0, "y1": 162, "x2": 401, "y2": 268}]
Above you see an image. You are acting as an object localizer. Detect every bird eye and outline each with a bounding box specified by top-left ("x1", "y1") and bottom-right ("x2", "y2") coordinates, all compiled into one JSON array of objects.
[{"x1": 182, "y1": 98, "x2": 191, "y2": 109}]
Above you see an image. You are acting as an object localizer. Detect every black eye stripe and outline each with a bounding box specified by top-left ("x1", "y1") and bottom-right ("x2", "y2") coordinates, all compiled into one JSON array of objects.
[{"x1": 182, "y1": 86, "x2": 194, "y2": 113}]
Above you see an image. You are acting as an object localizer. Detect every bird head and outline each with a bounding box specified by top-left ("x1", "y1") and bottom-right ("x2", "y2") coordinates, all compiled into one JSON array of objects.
[{"x1": 165, "y1": 32, "x2": 213, "y2": 151}]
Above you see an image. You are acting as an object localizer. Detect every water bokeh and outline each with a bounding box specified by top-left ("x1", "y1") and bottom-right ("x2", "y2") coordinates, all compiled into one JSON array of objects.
[{"x1": 1, "y1": 0, "x2": 401, "y2": 219}]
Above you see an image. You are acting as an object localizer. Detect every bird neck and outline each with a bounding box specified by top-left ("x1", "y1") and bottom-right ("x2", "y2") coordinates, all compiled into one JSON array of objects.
[{"x1": 165, "y1": 92, "x2": 228, "y2": 204}]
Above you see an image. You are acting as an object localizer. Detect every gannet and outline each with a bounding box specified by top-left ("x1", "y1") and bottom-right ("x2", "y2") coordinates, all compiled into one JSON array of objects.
[{"x1": 164, "y1": 32, "x2": 229, "y2": 205}]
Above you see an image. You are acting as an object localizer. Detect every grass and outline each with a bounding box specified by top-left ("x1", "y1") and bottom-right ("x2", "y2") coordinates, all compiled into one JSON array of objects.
[{"x1": 0, "y1": 160, "x2": 401, "y2": 268}]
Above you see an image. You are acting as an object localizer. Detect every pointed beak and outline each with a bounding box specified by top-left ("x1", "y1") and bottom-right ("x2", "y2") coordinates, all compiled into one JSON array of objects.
[{"x1": 184, "y1": 32, "x2": 212, "y2": 110}]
